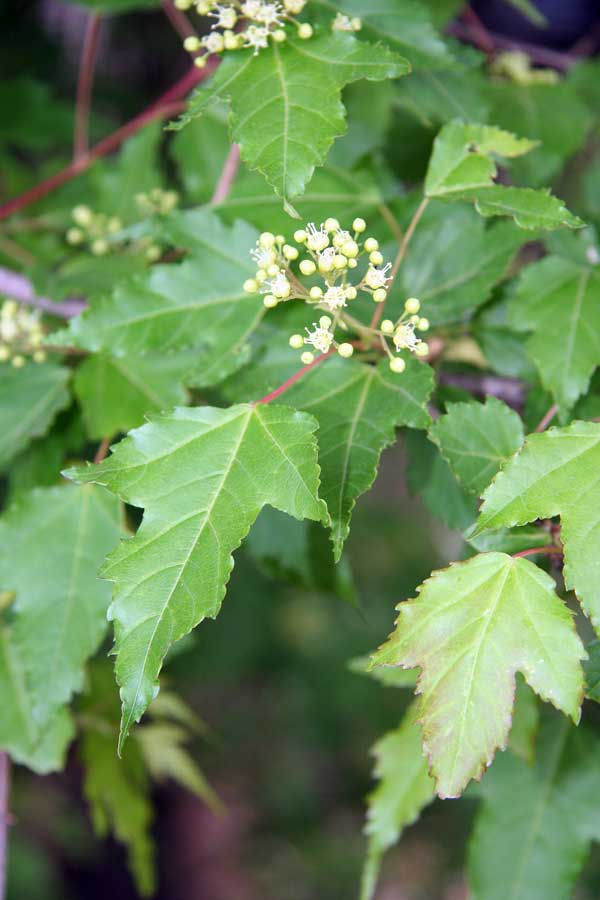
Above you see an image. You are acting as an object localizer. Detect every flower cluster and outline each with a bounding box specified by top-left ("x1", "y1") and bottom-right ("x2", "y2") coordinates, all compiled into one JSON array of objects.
[
  {"x1": 176, "y1": 1, "x2": 321, "y2": 63},
  {"x1": 65, "y1": 195, "x2": 176, "y2": 263},
  {"x1": 0, "y1": 300, "x2": 46, "y2": 368},
  {"x1": 243, "y1": 218, "x2": 429, "y2": 373},
  {"x1": 490, "y1": 51, "x2": 558, "y2": 86},
  {"x1": 66, "y1": 204, "x2": 122, "y2": 257}
]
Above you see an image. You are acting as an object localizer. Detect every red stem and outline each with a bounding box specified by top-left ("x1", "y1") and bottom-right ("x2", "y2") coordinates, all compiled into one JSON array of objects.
[
  {"x1": 211, "y1": 144, "x2": 241, "y2": 204},
  {"x1": 73, "y1": 13, "x2": 103, "y2": 162},
  {"x1": 512, "y1": 546, "x2": 562, "y2": 559},
  {"x1": 162, "y1": 0, "x2": 200, "y2": 42},
  {"x1": 94, "y1": 436, "x2": 111, "y2": 463},
  {"x1": 0, "y1": 62, "x2": 217, "y2": 223},
  {"x1": 253, "y1": 351, "x2": 333, "y2": 406},
  {"x1": 461, "y1": 6, "x2": 495, "y2": 56},
  {"x1": 535, "y1": 404, "x2": 558, "y2": 432}
]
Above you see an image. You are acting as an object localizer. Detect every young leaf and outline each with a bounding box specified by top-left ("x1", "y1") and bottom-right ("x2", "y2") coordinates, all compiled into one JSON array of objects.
[
  {"x1": 55, "y1": 213, "x2": 263, "y2": 386},
  {"x1": 67, "y1": 404, "x2": 327, "y2": 748},
  {"x1": 360, "y1": 701, "x2": 435, "y2": 900},
  {"x1": 468, "y1": 713, "x2": 600, "y2": 900},
  {"x1": 81, "y1": 727, "x2": 155, "y2": 895},
  {"x1": 372, "y1": 552, "x2": 585, "y2": 798},
  {"x1": 508, "y1": 255, "x2": 600, "y2": 414},
  {"x1": 283, "y1": 357, "x2": 434, "y2": 559},
  {"x1": 74, "y1": 351, "x2": 192, "y2": 439},
  {"x1": 429, "y1": 397, "x2": 524, "y2": 495},
  {"x1": 174, "y1": 34, "x2": 409, "y2": 210},
  {"x1": 0, "y1": 484, "x2": 122, "y2": 729},
  {"x1": 0, "y1": 363, "x2": 70, "y2": 469},
  {"x1": 424, "y1": 121, "x2": 583, "y2": 230}
]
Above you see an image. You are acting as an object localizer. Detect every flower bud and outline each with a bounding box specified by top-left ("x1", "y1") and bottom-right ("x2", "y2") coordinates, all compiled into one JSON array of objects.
[
  {"x1": 263, "y1": 294, "x2": 278, "y2": 308},
  {"x1": 294, "y1": 229, "x2": 307, "y2": 243},
  {"x1": 373, "y1": 288, "x2": 387, "y2": 303},
  {"x1": 364, "y1": 237, "x2": 379, "y2": 253},
  {"x1": 415, "y1": 341, "x2": 429, "y2": 357},
  {"x1": 417, "y1": 317, "x2": 429, "y2": 331},
  {"x1": 342, "y1": 240, "x2": 359, "y2": 258},
  {"x1": 309, "y1": 286, "x2": 323, "y2": 299},
  {"x1": 183, "y1": 36, "x2": 201, "y2": 52},
  {"x1": 243, "y1": 279, "x2": 258, "y2": 294},
  {"x1": 301, "y1": 351, "x2": 315, "y2": 365},
  {"x1": 283, "y1": 244, "x2": 299, "y2": 260},
  {"x1": 298, "y1": 23, "x2": 313, "y2": 39},
  {"x1": 369, "y1": 250, "x2": 384, "y2": 266},
  {"x1": 381, "y1": 319, "x2": 394, "y2": 334},
  {"x1": 259, "y1": 232, "x2": 276, "y2": 248},
  {"x1": 325, "y1": 217, "x2": 339, "y2": 232},
  {"x1": 289, "y1": 334, "x2": 304, "y2": 349},
  {"x1": 300, "y1": 259, "x2": 316, "y2": 276},
  {"x1": 389, "y1": 357, "x2": 406, "y2": 373},
  {"x1": 352, "y1": 217, "x2": 366, "y2": 233},
  {"x1": 405, "y1": 297, "x2": 420, "y2": 314},
  {"x1": 319, "y1": 315, "x2": 332, "y2": 329},
  {"x1": 338, "y1": 343, "x2": 354, "y2": 358}
]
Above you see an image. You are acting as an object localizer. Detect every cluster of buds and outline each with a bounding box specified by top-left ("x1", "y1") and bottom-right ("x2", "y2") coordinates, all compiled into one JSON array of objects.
[
  {"x1": 176, "y1": 1, "x2": 315, "y2": 63},
  {"x1": 243, "y1": 218, "x2": 429, "y2": 373},
  {"x1": 65, "y1": 198, "x2": 170, "y2": 263},
  {"x1": 332, "y1": 12, "x2": 361, "y2": 32},
  {"x1": 135, "y1": 188, "x2": 179, "y2": 217},
  {"x1": 66, "y1": 204, "x2": 122, "y2": 257},
  {"x1": 0, "y1": 300, "x2": 46, "y2": 368},
  {"x1": 490, "y1": 51, "x2": 558, "y2": 86}
]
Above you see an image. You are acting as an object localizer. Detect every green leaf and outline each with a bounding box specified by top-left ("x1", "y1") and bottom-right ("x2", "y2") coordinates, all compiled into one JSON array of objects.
[
  {"x1": 425, "y1": 121, "x2": 537, "y2": 196},
  {"x1": 81, "y1": 727, "x2": 155, "y2": 895},
  {"x1": 509, "y1": 676, "x2": 539, "y2": 765},
  {"x1": 468, "y1": 713, "x2": 600, "y2": 900},
  {"x1": 349, "y1": 655, "x2": 417, "y2": 689},
  {"x1": 487, "y1": 81, "x2": 591, "y2": 187},
  {"x1": 318, "y1": 0, "x2": 456, "y2": 70},
  {"x1": 0, "y1": 626, "x2": 73, "y2": 773},
  {"x1": 394, "y1": 67, "x2": 490, "y2": 127},
  {"x1": 282, "y1": 357, "x2": 434, "y2": 559},
  {"x1": 174, "y1": 34, "x2": 409, "y2": 208},
  {"x1": 170, "y1": 103, "x2": 231, "y2": 205},
  {"x1": 424, "y1": 121, "x2": 582, "y2": 230},
  {"x1": 55, "y1": 212, "x2": 263, "y2": 386},
  {"x1": 360, "y1": 701, "x2": 435, "y2": 900},
  {"x1": 508, "y1": 255, "x2": 600, "y2": 414},
  {"x1": 372, "y1": 552, "x2": 585, "y2": 798},
  {"x1": 474, "y1": 421, "x2": 600, "y2": 631},
  {"x1": 74, "y1": 352, "x2": 192, "y2": 439},
  {"x1": 0, "y1": 484, "x2": 122, "y2": 731},
  {"x1": 390, "y1": 202, "x2": 527, "y2": 324},
  {"x1": 0, "y1": 363, "x2": 71, "y2": 470},
  {"x1": 429, "y1": 398, "x2": 524, "y2": 495},
  {"x1": 584, "y1": 640, "x2": 600, "y2": 703},
  {"x1": 404, "y1": 429, "x2": 477, "y2": 531},
  {"x1": 67, "y1": 404, "x2": 326, "y2": 748}
]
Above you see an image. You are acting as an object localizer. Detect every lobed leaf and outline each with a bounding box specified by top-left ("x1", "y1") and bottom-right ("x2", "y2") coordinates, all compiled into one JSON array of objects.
[
  {"x1": 67, "y1": 404, "x2": 326, "y2": 748},
  {"x1": 372, "y1": 552, "x2": 585, "y2": 798}
]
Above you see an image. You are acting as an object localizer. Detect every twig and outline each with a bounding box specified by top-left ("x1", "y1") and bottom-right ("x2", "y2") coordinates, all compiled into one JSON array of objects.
[
  {"x1": 535, "y1": 403, "x2": 558, "y2": 432},
  {"x1": 0, "y1": 268, "x2": 87, "y2": 318},
  {"x1": 0, "y1": 62, "x2": 218, "y2": 223},
  {"x1": 370, "y1": 196, "x2": 429, "y2": 331},
  {"x1": 513, "y1": 546, "x2": 562, "y2": 559},
  {"x1": 447, "y1": 21, "x2": 579, "y2": 70},
  {"x1": 94, "y1": 437, "x2": 111, "y2": 463},
  {"x1": 438, "y1": 371, "x2": 526, "y2": 409},
  {"x1": 462, "y1": 6, "x2": 495, "y2": 56},
  {"x1": 377, "y1": 203, "x2": 404, "y2": 245},
  {"x1": 73, "y1": 14, "x2": 102, "y2": 161},
  {"x1": 211, "y1": 144, "x2": 241, "y2": 205},
  {"x1": 162, "y1": 0, "x2": 199, "y2": 42},
  {"x1": 252, "y1": 351, "x2": 333, "y2": 406},
  {"x1": 0, "y1": 753, "x2": 10, "y2": 900}
]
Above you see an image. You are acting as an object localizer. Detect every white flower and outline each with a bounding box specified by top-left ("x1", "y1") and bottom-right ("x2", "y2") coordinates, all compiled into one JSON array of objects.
[
  {"x1": 305, "y1": 323, "x2": 334, "y2": 353},
  {"x1": 364, "y1": 262, "x2": 392, "y2": 290},
  {"x1": 332, "y1": 12, "x2": 361, "y2": 31},
  {"x1": 283, "y1": 0, "x2": 305, "y2": 11},
  {"x1": 241, "y1": 0, "x2": 261, "y2": 15},
  {"x1": 210, "y1": 3, "x2": 237, "y2": 29},
  {"x1": 317, "y1": 247, "x2": 336, "y2": 271},
  {"x1": 306, "y1": 222, "x2": 329, "y2": 252},
  {"x1": 393, "y1": 322, "x2": 419, "y2": 353},
  {"x1": 250, "y1": 245, "x2": 276, "y2": 268},
  {"x1": 243, "y1": 24, "x2": 270, "y2": 53},
  {"x1": 322, "y1": 285, "x2": 349, "y2": 311},
  {"x1": 202, "y1": 31, "x2": 225, "y2": 53},
  {"x1": 263, "y1": 269, "x2": 291, "y2": 298},
  {"x1": 254, "y1": 1, "x2": 283, "y2": 27}
]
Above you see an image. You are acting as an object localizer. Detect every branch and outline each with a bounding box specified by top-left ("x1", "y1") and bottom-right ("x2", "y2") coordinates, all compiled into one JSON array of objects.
[
  {"x1": 162, "y1": 0, "x2": 199, "y2": 42},
  {"x1": 0, "y1": 268, "x2": 87, "y2": 318},
  {"x1": 447, "y1": 21, "x2": 580, "y2": 70},
  {"x1": 211, "y1": 144, "x2": 241, "y2": 205},
  {"x1": 438, "y1": 371, "x2": 526, "y2": 409},
  {"x1": 252, "y1": 351, "x2": 333, "y2": 406},
  {"x1": 73, "y1": 13, "x2": 103, "y2": 162},
  {"x1": 0, "y1": 61, "x2": 218, "y2": 223},
  {"x1": 535, "y1": 403, "x2": 558, "y2": 432}
]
